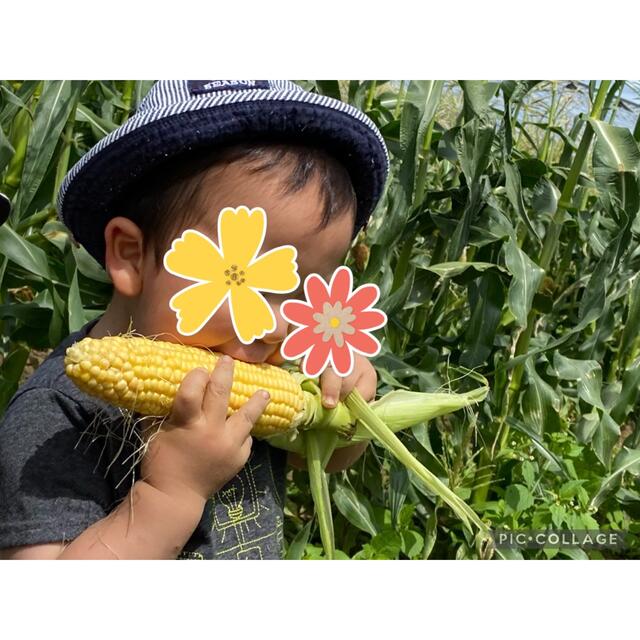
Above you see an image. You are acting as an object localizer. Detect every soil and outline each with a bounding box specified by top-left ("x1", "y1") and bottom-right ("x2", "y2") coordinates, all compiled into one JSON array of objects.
[{"x1": 18, "y1": 348, "x2": 52, "y2": 385}]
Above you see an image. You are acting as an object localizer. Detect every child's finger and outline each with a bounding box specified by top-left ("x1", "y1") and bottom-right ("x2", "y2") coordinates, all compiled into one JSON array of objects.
[
  {"x1": 226, "y1": 390, "x2": 270, "y2": 441},
  {"x1": 338, "y1": 373, "x2": 359, "y2": 400},
  {"x1": 320, "y1": 368, "x2": 342, "y2": 408},
  {"x1": 170, "y1": 367, "x2": 210, "y2": 424},
  {"x1": 201, "y1": 355, "x2": 234, "y2": 425},
  {"x1": 239, "y1": 434, "x2": 254, "y2": 461},
  {"x1": 348, "y1": 370, "x2": 377, "y2": 402}
]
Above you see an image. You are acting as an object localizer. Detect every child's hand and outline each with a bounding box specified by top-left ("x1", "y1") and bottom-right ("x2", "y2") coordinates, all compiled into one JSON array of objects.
[
  {"x1": 319, "y1": 353, "x2": 377, "y2": 408},
  {"x1": 140, "y1": 356, "x2": 270, "y2": 505}
]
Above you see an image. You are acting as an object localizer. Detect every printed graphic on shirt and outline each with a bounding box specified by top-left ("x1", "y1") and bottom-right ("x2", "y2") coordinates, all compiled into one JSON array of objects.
[
  {"x1": 210, "y1": 457, "x2": 282, "y2": 559},
  {"x1": 176, "y1": 444, "x2": 284, "y2": 560}
]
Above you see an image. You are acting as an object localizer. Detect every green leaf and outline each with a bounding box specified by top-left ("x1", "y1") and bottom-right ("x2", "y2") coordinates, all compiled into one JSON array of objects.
[
  {"x1": 459, "y1": 81, "x2": 499, "y2": 120},
  {"x1": 553, "y1": 352, "x2": 604, "y2": 410},
  {"x1": 521, "y1": 460, "x2": 536, "y2": 488},
  {"x1": 398, "y1": 100, "x2": 420, "y2": 206},
  {"x1": 411, "y1": 259, "x2": 504, "y2": 279},
  {"x1": 611, "y1": 358, "x2": 640, "y2": 424},
  {"x1": 370, "y1": 530, "x2": 403, "y2": 559},
  {"x1": 408, "y1": 80, "x2": 444, "y2": 167},
  {"x1": 559, "y1": 479, "x2": 587, "y2": 501},
  {"x1": 332, "y1": 483, "x2": 379, "y2": 537},
  {"x1": 397, "y1": 503, "x2": 416, "y2": 529},
  {"x1": 558, "y1": 548, "x2": 590, "y2": 560},
  {"x1": 421, "y1": 507, "x2": 438, "y2": 559},
  {"x1": 592, "y1": 412, "x2": 621, "y2": 468},
  {"x1": 285, "y1": 520, "x2": 313, "y2": 560},
  {"x1": 0, "y1": 123, "x2": 15, "y2": 173},
  {"x1": 448, "y1": 120, "x2": 495, "y2": 261},
  {"x1": 469, "y1": 204, "x2": 514, "y2": 246},
  {"x1": 75, "y1": 103, "x2": 118, "y2": 138},
  {"x1": 0, "y1": 301, "x2": 51, "y2": 328},
  {"x1": 314, "y1": 81, "x2": 342, "y2": 101},
  {"x1": 501, "y1": 80, "x2": 541, "y2": 105},
  {"x1": 590, "y1": 447, "x2": 640, "y2": 510},
  {"x1": 14, "y1": 81, "x2": 84, "y2": 219},
  {"x1": 303, "y1": 544, "x2": 325, "y2": 560},
  {"x1": 575, "y1": 411, "x2": 600, "y2": 444},
  {"x1": 506, "y1": 417, "x2": 569, "y2": 477},
  {"x1": 456, "y1": 119, "x2": 495, "y2": 185},
  {"x1": 522, "y1": 359, "x2": 562, "y2": 435},
  {"x1": 400, "y1": 530, "x2": 424, "y2": 558},
  {"x1": 389, "y1": 464, "x2": 409, "y2": 528},
  {"x1": 590, "y1": 119, "x2": 640, "y2": 218},
  {"x1": 504, "y1": 161, "x2": 540, "y2": 241},
  {"x1": 578, "y1": 221, "x2": 630, "y2": 329},
  {"x1": 0, "y1": 81, "x2": 39, "y2": 129},
  {"x1": 461, "y1": 271, "x2": 505, "y2": 368},
  {"x1": 0, "y1": 345, "x2": 30, "y2": 411},
  {"x1": 48, "y1": 283, "x2": 66, "y2": 346},
  {"x1": 504, "y1": 237, "x2": 544, "y2": 328},
  {"x1": 618, "y1": 276, "x2": 640, "y2": 367},
  {"x1": 40, "y1": 219, "x2": 70, "y2": 254},
  {"x1": 549, "y1": 503, "x2": 567, "y2": 528},
  {"x1": 0, "y1": 222, "x2": 52, "y2": 279},
  {"x1": 70, "y1": 243, "x2": 111, "y2": 284},
  {"x1": 379, "y1": 265, "x2": 414, "y2": 316},
  {"x1": 591, "y1": 119, "x2": 640, "y2": 179},
  {"x1": 504, "y1": 484, "x2": 534, "y2": 514},
  {"x1": 67, "y1": 269, "x2": 87, "y2": 333},
  {"x1": 531, "y1": 177, "x2": 560, "y2": 216}
]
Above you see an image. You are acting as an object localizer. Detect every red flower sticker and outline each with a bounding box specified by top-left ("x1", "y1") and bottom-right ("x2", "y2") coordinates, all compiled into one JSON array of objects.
[{"x1": 280, "y1": 266, "x2": 387, "y2": 378}]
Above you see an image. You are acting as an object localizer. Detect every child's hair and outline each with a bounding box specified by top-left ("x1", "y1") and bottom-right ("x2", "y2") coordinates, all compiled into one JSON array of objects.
[{"x1": 112, "y1": 140, "x2": 358, "y2": 268}]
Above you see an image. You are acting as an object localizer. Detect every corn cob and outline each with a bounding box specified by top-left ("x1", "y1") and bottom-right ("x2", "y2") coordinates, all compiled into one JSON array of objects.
[{"x1": 64, "y1": 335, "x2": 305, "y2": 438}]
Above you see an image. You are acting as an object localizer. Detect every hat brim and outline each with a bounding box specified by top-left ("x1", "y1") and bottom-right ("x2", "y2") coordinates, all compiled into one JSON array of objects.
[{"x1": 59, "y1": 100, "x2": 388, "y2": 266}]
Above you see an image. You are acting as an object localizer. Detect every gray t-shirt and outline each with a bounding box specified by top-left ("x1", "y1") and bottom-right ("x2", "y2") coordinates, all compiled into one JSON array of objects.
[{"x1": 0, "y1": 319, "x2": 287, "y2": 559}]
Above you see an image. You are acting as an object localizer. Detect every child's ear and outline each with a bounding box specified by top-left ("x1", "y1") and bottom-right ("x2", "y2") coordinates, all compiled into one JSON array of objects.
[{"x1": 104, "y1": 216, "x2": 146, "y2": 297}]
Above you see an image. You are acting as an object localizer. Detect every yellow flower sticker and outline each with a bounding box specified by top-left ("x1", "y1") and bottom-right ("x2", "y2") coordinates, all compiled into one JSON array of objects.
[{"x1": 163, "y1": 205, "x2": 300, "y2": 344}]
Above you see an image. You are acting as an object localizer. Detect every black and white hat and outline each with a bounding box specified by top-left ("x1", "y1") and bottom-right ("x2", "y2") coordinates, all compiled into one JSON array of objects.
[{"x1": 57, "y1": 80, "x2": 390, "y2": 266}]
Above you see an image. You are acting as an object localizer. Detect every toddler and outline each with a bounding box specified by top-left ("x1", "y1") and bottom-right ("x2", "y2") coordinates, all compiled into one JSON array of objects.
[{"x1": 0, "y1": 80, "x2": 389, "y2": 559}]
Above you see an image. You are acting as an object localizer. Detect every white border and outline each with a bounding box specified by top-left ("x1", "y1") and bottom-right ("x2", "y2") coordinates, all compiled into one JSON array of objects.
[
  {"x1": 0, "y1": 561, "x2": 635, "y2": 636},
  {"x1": 2, "y1": 2, "x2": 636, "y2": 78}
]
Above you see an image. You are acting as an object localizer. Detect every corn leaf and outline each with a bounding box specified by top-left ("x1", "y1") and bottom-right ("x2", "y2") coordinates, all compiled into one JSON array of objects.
[
  {"x1": 67, "y1": 269, "x2": 87, "y2": 333},
  {"x1": 553, "y1": 352, "x2": 604, "y2": 410},
  {"x1": 332, "y1": 483, "x2": 379, "y2": 537},
  {"x1": 590, "y1": 447, "x2": 640, "y2": 510},
  {"x1": 0, "y1": 222, "x2": 52, "y2": 279},
  {"x1": 285, "y1": 520, "x2": 313, "y2": 560},
  {"x1": 504, "y1": 237, "x2": 544, "y2": 328},
  {"x1": 13, "y1": 81, "x2": 83, "y2": 219}
]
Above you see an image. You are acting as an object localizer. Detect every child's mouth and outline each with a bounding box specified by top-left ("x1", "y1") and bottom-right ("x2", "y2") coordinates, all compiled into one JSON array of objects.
[{"x1": 214, "y1": 343, "x2": 278, "y2": 365}]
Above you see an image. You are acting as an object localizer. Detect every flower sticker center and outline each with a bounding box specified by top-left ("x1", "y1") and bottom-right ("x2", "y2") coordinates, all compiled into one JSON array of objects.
[
  {"x1": 313, "y1": 301, "x2": 356, "y2": 346},
  {"x1": 163, "y1": 205, "x2": 300, "y2": 344},
  {"x1": 280, "y1": 266, "x2": 387, "y2": 378}
]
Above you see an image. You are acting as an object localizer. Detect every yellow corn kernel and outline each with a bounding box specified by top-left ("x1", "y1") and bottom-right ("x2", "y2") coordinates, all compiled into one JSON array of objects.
[{"x1": 64, "y1": 336, "x2": 305, "y2": 438}]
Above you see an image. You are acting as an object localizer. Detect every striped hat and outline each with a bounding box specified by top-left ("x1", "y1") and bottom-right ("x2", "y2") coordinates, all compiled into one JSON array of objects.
[{"x1": 57, "y1": 80, "x2": 390, "y2": 266}]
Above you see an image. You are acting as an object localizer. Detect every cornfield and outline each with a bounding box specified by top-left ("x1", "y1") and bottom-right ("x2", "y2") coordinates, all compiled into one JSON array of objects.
[{"x1": 1, "y1": 80, "x2": 640, "y2": 559}]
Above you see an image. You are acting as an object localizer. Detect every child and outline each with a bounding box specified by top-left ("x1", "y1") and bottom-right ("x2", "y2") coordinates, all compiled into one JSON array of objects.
[{"x1": 0, "y1": 80, "x2": 389, "y2": 559}]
